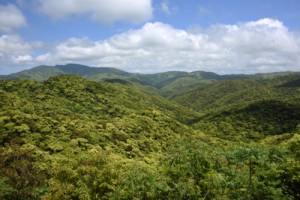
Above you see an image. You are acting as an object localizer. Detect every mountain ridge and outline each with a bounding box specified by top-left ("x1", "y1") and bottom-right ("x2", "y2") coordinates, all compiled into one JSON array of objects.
[{"x1": 1, "y1": 63, "x2": 299, "y2": 98}]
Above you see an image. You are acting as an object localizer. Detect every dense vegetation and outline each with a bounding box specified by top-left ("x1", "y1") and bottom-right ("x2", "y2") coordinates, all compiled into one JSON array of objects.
[
  {"x1": 194, "y1": 100, "x2": 300, "y2": 141},
  {"x1": 0, "y1": 66, "x2": 300, "y2": 199},
  {"x1": 3, "y1": 64, "x2": 297, "y2": 97},
  {"x1": 172, "y1": 75, "x2": 300, "y2": 114}
]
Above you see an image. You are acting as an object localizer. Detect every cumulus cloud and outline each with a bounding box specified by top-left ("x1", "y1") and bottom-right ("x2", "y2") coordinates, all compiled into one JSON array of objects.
[
  {"x1": 0, "y1": 4, "x2": 27, "y2": 32},
  {"x1": 0, "y1": 34, "x2": 32, "y2": 55},
  {"x1": 35, "y1": 0, "x2": 152, "y2": 24},
  {"x1": 31, "y1": 18, "x2": 299, "y2": 74},
  {"x1": 2, "y1": 18, "x2": 300, "y2": 74},
  {"x1": 12, "y1": 55, "x2": 33, "y2": 64},
  {"x1": 0, "y1": 34, "x2": 33, "y2": 73}
]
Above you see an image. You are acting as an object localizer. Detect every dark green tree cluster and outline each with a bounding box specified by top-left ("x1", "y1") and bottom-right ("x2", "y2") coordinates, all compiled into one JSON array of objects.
[
  {"x1": 173, "y1": 75, "x2": 300, "y2": 114},
  {"x1": 194, "y1": 100, "x2": 300, "y2": 141}
]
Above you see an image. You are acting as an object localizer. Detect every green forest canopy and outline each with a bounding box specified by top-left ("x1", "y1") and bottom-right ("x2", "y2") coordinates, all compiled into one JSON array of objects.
[{"x1": 0, "y1": 73, "x2": 299, "y2": 199}]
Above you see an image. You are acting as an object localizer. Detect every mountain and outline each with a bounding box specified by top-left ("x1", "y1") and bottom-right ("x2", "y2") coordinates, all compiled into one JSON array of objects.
[
  {"x1": 0, "y1": 65, "x2": 65, "y2": 81},
  {"x1": 0, "y1": 64, "x2": 129, "y2": 82},
  {"x1": 172, "y1": 74, "x2": 300, "y2": 114},
  {"x1": 3, "y1": 63, "x2": 298, "y2": 97},
  {"x1": 0, "y1": 74, "x2": 299, "y2": 199},
  {"x1": 0, "y1": 64, "x2": 221, "y2": 95}
]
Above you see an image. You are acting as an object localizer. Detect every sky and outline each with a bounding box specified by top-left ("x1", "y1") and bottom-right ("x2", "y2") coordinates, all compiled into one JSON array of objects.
[{"x1": 0, "y1": 0, "x2": 300, "y2": 75}]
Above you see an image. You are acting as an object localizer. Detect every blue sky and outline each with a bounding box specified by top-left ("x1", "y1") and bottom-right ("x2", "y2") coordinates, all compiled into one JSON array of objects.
[{"x1": 0, "y1": 0, "x2": 300, "y2": 74}]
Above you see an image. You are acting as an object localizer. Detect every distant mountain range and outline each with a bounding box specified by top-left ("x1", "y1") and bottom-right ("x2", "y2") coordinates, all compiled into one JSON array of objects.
[{"x1": 1, "y1": 63, "x2": 299, "y2": 97}]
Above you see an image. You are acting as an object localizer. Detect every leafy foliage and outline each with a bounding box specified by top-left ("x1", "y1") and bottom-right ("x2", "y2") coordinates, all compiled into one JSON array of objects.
[
  {"x1": 173, "y1": 75, "x2": 300, "y2": 113},
  {"x1": 194, "y1": 100, "x2": 300, "y2": 141},
  {"x1": 0, "y1": 73, "x2": 299, "y2": 199}
]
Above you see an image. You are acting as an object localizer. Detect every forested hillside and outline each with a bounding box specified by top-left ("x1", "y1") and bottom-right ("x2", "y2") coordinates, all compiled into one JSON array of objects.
[
  {"x1": 194, "y1": 100, "x2": 300, "y2": 141},
  {"x1": 3, "y1": 64, "x2": 297, "y2": 98},
  {"x1": 173, "y1": 74, "x2": 300, "y2": 142},
  {"x1": 0, "y1": 72, "x2": 300, "y2": 199},
  {"x1": 172, "y1": 74, "x2": 300, "y2": 113}
]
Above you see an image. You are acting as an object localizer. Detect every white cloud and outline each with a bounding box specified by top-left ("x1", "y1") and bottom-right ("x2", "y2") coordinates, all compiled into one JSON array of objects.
[
  {"x1": 35, "y1": 0, "x2": 152, "y2": 24},
  {"x1": 12, "y1": 54, "x2": 32, "y2": 63},
  {"x1": 33, "y1": 18, "x2": 299, "y2": 74},
  {"x1": 0, "y1": 34, "x2": 33, "y2": 73},
  {"x1": 2, "y1": 18, "x2": 300, "y2": 74},
  {"x1": 246, "y1": 18, "x2": 283, "y2": 29},
  {"x1": 0, "y1": 34, "x2": 32, "y2": 55},
  {"x1": 0, "y1": 4, "x2": 27, "y2": 32}
]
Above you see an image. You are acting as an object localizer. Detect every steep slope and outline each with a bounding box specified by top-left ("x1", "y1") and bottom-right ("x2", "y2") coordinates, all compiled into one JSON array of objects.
[
  {"x1": 0, "y1": 75, "x2": 200, "y2": 152},
  {"x1": 193, "y1": 100, "x2": 300, "y2": 141},
  {"x1": 172, "y1": 74, "x2": 300, "y2": 141},
  {"x1": 173, "y1": 74, "x2": 300, "y2": 114},
  {"x1": 281, "y1": 78, "x2": 300, "y2": 87}
]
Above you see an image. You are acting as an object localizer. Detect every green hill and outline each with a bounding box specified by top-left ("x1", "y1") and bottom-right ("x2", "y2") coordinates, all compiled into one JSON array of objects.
[
  {"x1": 172, "y1": 74, "x2": 300, "y2": 142},
  {"x1": 0, "y1": 65, "x2": 65, "y2": 81},
  {"x1": 0, "y1": 64, "x2": 221, "y2": 95},
  {"x1": 0, "y1": 75, "x2": 300, "y2": 199},
  {"x1": 0, "y1": 64, "x2": 130, "y2": 82},
  {"x1": 5, "y1": 64, "x2": 298, "y2": 98},
  {"x1": 172, "y1": 74, "x2": 300, "y2": 114},
  {"x1": 0, "y1": 75, "x2": 199, "y2": 147},
  {"x1": 193, "y1": 100, "x2": 300, "y2": 141}
]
